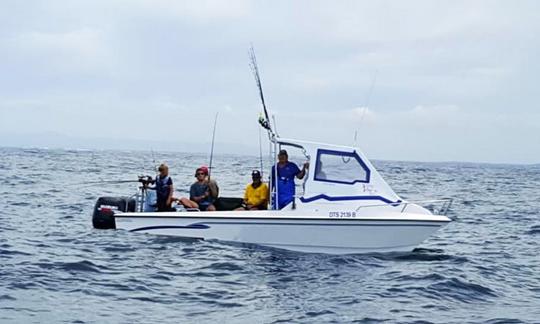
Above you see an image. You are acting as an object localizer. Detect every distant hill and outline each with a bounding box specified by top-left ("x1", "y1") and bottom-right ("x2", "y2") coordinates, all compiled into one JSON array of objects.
[{"x1": 0, "y1": 131, "x2": 258, "y2": 155}]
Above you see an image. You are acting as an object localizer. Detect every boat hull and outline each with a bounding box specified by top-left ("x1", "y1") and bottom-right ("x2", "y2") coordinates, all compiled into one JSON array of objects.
[{"x1": 113, "y1": 211, "x2": 450, "y2": 254}]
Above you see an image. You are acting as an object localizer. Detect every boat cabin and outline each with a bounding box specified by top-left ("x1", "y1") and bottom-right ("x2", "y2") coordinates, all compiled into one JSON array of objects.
[{"x1": 270, "y1": 137, "x2": 406, "y2": 212}]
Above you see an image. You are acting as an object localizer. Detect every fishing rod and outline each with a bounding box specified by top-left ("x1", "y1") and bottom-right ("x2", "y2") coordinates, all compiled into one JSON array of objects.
[
  {"x1": 82, "y1": 179, "x2": 140, "y2": 184},
  {"x1": 249, "y1": 45, "x2": 273, "y2": 135},
  {"x1": 358, "y1": 70, "x2": 378, "y2": 125},
  {"x1": 69, "y1": 176, "x2": 153, "y2": 187},
  {"x1": 249, "y1": 44, "x2": 278, "y2": 209},
  {"x1": 141, "y1": 148, "x2": 157, "y2": 176},
  {"x1": 208, "y1": 112, "x2": 219, "y2": 179},
  {"x1": 354, "y1": 70, "x2": 378, "y2": 147}
]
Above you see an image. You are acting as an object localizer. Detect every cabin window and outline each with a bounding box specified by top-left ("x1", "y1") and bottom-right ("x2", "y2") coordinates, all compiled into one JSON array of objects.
[{"x1": 314, "y1": 149, "x2": 370, "y2": 184}]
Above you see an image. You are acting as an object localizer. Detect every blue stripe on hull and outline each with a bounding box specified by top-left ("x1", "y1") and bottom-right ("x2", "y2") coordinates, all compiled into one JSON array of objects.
[
  {"x1": 129, "y1": 221, "x2": 443, "y2": 232},
  {"x1": 130, "y1": 224, "x2": 210, "y2": 232},
  {"x1": 299, "y1": 194, "x2": 402, "y2": 205}
]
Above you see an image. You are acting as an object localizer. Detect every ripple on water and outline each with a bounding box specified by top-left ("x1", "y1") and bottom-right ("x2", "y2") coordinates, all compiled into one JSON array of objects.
[
  {"x1": 0, "y1": 248, "x2": 32, "y2": 257},
  {"x1": 198, "y1": 262, "x2": 244, "y2": 272},
  {"x1": 526, "y1": 225, "x2": 540, "y2": 235},
  {"x1": 36, "y1": 260, "x2": 107, "y2": 274},
  {"x1": 370, "y1": 248, "x2": 469, "y2": 264},
  {"x1": 427, "y1": 277, "x2": 498, "y2": 302},
  {"x1": 484, "y1": 319, "x2": 526, "y2": 324},
  {"x1": 0, "y1": 294, "x2": 16, "y2": 301}
]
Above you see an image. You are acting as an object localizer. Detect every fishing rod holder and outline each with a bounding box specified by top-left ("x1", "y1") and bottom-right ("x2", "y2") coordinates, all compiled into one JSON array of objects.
[
  {"x1": 258, "y1": 115, "x2": 271, "y2": 131},
  {"x1": 131, "y1": 175, "x2": 155, "y2": 212},
  {"x1": 137, "y1": 175, "x2": 154, "y2": 187}
]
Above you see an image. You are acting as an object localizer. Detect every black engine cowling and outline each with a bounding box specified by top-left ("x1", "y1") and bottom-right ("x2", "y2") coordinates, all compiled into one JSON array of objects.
[{"x1": 92, "y1": 196, "x2": 136, "y2": 229}]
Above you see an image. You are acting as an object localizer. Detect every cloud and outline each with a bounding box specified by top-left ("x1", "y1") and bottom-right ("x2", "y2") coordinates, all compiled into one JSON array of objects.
[
  {"x1": 133, "y1": 0, "x2": 252, "y2": 22},
  {"x1": 8, "y1": 28, "x2": 114, "y2": 73},
  {"x1": 263, "y1": 103, "x2": 540, "y2": 163},
  {"x1": 0, "y1": 1, "x2": 539, "y2": 163}
]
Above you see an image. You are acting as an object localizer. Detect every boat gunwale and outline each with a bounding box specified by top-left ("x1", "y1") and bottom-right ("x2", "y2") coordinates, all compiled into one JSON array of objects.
[{"x1": 113, "y1": 213, "x2": 451, "y2": 223}]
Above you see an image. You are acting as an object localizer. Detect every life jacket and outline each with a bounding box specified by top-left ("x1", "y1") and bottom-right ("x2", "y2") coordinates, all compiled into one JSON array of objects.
[{"x1": 155, "y1": 175, "x2": 171, "y2": 201}]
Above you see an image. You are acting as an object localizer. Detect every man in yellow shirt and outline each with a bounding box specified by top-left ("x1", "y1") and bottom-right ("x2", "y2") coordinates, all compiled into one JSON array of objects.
[{"x1": 238, "y1": 170, "x2": 269, "y2": 210}]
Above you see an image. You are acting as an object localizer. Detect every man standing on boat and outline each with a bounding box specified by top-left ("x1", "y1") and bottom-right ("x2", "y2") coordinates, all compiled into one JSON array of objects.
[{"x1": 271, "y1": 149, "x2": 309, "y2": 209}]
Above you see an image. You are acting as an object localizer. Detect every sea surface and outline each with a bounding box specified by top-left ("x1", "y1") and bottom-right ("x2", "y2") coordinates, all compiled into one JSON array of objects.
[{"x1": 0, "y1": 147, "x2": 539, "y2": 323}]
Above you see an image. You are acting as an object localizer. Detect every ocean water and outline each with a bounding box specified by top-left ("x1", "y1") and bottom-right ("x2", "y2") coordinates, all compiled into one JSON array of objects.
[{"x1": 0, "y1": 147, "x2": 539, "y2": 323}]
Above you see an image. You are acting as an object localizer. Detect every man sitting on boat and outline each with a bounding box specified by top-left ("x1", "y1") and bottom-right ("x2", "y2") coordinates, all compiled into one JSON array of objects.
[
  {"x1": 271, "y1": 149, "x2": 309, "y2": 209},
  {"x1": 154, "y1": 164, "x2": 175, "y2": 212},
  {"x1": 236, "y1": 170, "x2": 268, "y2": 210},
  {"x1": 180, "y1": 166, "x2": 217, "y2": 211}
]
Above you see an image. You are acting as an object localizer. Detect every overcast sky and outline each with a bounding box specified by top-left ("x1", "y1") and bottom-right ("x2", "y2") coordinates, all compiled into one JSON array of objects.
[{"x1": 0, "y1": 1, "x2": 539, "y2": 163}]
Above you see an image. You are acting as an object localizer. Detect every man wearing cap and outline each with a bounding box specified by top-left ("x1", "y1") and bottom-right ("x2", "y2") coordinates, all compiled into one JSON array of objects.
[
  {"x1": 271, "y1": 149, "x2": 309, "y2": 209},
  {"x1": 237, "y1": 170, "x2": 269, "y2": 210},
  {"x1": 182, "y1": 166, "x2": 217, "y2": 211}
]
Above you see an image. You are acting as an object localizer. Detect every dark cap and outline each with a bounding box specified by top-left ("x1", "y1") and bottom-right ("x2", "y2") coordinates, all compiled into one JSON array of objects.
[
  {"x1": 251, "y1": 170, "x2": 261, "y2": 178},
  {"x1": 278, "y1": 149, "x2": 288, "y2": 156}
]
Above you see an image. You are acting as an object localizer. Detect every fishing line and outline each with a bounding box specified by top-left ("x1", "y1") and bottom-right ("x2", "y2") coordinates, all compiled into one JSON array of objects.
[
  {"x1": 151, "y1": 148, "x2": 157, "y2": 172},
  {"x1": 349, "y1": 70, "x2": 378, "y2": 161},
  {"x1": 208, "y1": 112, "x2": 219, "y2": 179},
  {"x1": 359, "y1": 70, "x2": 378, "y2": 124},
  {"x1": 258, "y1": 125, "x2": 264, "y2": 177}
]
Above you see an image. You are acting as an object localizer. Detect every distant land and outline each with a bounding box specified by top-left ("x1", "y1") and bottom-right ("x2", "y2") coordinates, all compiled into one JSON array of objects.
[{"x1": 0, "y1": 131, "x2": 258, "y2": 156}]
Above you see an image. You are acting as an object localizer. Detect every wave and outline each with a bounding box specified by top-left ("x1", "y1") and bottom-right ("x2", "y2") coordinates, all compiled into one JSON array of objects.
[{"x1": 526, "y1": 225, "x2": 540, "y2": 235}]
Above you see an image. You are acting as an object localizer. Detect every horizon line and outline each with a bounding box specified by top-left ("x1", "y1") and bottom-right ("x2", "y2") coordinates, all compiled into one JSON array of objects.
[{"x1": 1, "y1": 144, "x2": 537, "y2": 167}]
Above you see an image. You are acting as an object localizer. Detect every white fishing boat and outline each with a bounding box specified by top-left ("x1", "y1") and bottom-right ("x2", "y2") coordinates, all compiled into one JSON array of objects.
[{"x1": 92, "y1": 48, "x2": 453, "y2": 254}]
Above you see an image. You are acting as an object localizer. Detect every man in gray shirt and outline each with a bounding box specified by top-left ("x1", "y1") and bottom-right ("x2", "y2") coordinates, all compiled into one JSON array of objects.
[{"x1": 181, "y1": 166, "x2": 217, "y2": 211}]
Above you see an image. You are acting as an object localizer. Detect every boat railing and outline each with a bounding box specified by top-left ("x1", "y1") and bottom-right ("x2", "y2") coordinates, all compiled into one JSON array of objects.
[{"x1": 354, "y1": 198, "x2": 454, "y2": 216}]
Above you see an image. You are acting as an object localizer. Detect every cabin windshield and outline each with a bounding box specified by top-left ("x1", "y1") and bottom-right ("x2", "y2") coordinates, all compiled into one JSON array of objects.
[{"x1": 314, "y1": 149, "x2": 370, "y2": 185}]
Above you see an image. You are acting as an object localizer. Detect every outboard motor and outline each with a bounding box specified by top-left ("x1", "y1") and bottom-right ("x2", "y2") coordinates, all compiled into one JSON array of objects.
[{"x1": 92, "y1": 197, "x2": 136, "y2": 229}]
